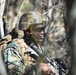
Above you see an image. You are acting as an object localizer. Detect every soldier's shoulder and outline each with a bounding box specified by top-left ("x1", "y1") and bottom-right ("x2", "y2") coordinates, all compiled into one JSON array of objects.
[
  {"x1": 13, "y1": 38, "x2": 29, "y2": 49},
  {"x1": 0, "y1": 34, "x2": 12, "y2": 52},
  {"x1": 0, "y1": 34, "x2": 12, "y2": 45}
]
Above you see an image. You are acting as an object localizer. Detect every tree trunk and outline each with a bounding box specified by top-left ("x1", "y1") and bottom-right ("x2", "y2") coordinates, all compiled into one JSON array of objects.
[{"x1": 66, "y1": 0, "x2": 76, "y2": 75}]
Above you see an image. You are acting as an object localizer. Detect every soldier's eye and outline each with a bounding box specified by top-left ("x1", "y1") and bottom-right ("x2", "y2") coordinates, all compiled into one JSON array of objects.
[{"x1": 33, "y1": 27, "x2": 44, "y2": 32}]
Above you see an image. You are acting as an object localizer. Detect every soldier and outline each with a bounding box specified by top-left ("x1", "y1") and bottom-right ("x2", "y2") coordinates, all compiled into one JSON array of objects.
[{"x1": 1, "y1": 11, "x2": 55, "y2": 75}]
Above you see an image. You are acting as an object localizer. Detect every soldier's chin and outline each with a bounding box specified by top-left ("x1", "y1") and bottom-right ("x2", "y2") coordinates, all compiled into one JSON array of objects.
[{"x1": 36, "y1": 37, "x2": 44, "y2": 43}]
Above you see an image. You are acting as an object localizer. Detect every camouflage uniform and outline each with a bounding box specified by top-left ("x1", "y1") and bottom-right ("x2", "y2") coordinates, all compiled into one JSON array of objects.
[
  {"x1": 1, "y1": 37, "x2": 43, "y2": 75},
  {"x1": 1, "y1": 11, "x2": 44, "y2": 75}
]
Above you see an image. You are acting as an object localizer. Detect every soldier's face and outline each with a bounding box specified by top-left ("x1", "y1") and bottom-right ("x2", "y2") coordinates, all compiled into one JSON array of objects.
[{"x1": 31, "y1": 26, "x2": 44, "y2": 42}]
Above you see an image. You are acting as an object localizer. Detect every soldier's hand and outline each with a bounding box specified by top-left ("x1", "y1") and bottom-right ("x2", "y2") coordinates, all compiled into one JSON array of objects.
[{"x1": 40, "y1": 63, "x2": 55, "y2": 75}]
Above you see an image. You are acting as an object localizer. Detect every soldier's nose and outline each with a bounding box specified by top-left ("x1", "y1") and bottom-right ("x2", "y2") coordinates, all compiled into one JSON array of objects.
[{"x1": 40, "y1": 30, "x2": 44, "y2": 34}]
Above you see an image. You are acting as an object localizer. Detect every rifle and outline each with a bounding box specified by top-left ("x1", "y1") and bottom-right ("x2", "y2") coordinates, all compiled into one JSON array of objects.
[{"x1": 24, "y1": 35, "x2": 68, "y2": 75}]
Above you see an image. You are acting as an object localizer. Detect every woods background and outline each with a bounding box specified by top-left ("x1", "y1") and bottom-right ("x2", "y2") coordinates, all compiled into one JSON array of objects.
[{"x1": 1, "y1": 0, "x2": 76, "y2": 75}]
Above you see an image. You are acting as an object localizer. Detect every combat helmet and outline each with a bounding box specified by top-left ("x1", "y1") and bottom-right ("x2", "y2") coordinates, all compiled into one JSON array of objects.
[{"x1": 18, "y1": 11, "x2": 44, "y2": 31}]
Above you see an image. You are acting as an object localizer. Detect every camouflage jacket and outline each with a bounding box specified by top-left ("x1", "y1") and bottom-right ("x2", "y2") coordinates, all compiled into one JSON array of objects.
[{"x1": 1, "y1": 38, "x2": 43, "y2": 75}]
